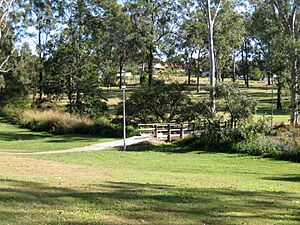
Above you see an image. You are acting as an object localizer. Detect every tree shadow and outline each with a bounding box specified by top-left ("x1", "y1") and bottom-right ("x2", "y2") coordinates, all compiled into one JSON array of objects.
[
  {"x1": 0, "y1": 179, "x2": 299, "y2": 224},
  {"x1": 263, "y1": 174, "x2": 300, "y2": 183},
  {"x1": 0, "y1": 131, "x2": 50, "y2": 141},
  {"x1": 124, "y1": 141, "x2": 202, "y2": 154}
]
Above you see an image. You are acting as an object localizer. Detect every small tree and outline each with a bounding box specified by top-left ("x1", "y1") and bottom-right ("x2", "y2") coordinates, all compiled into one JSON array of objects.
[
  {"x1": 123, "y1": 81, "x2": 194, "y2": 124},
  {"x1": 216, "y1": 83, "x2": 257, "y2": 127}
]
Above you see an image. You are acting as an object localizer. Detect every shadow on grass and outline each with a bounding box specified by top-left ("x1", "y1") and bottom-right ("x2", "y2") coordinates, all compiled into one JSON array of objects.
[
  {"x1": 124, "y1": 141, "x2": 200, "y2": 154},
  {"x1": 0, "y1": 179, "x2": 299, "y2": 225},
  {"x1": 0, "y1": 130, "x2": 103, "y2": 143},
  {"x1": 263, "y1": 174, "x2": 300, "y2": 183},
  {"x1": 0, "y1": 131, "x2": 50, "y2": 141}
]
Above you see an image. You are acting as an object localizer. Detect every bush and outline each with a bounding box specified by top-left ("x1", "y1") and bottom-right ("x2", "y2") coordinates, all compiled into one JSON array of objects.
[
  {"x1": 0, "y1": 105, "x2": 136, "y2": 137},
  {"x1": 233, "y1": 136, "x2": 300, "y2": 162},
  {"x1": 179, "y1": 118, "x2": 300, "y2": 162}
]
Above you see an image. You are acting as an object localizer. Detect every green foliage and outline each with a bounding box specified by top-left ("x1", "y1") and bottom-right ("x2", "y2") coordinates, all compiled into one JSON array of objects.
[
  {"x1": 100, "y1": 67, "x2": 118, "y2": 88},
  {"x1": 234, "y1": 136, "x2": 300, "y2": 162},
  {"x1": 249, "y1": 68, "x2": 263, "y2": 81},
  {"x1": 216, "y1": 83, "x2": 257, "y2": 125},
  {"x1": 122, "y1": 81, "x2": 194, "y2": 124}
]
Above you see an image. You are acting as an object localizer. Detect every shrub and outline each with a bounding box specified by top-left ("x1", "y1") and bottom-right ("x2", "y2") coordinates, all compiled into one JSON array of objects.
[{"x1": 233, "y1": 136, "x2": 300, "y2": 162}]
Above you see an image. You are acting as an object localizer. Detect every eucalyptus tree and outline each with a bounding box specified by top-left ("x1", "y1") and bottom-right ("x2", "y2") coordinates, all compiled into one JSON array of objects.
[
  {"x1": 177, "y1": 0, "x2": 207, "y2": 89},
  {"x1": 99, "y1": 1, "x2": 139, "y2": 89},
  {"x1": 214, "y1": 1, "x2": 245, "y2": 83},
  {"x1": 0, "y1": 0, "x2": 17, "y2": 73},
  {"x1": 45, "y1": 0, "x2": 107, "y2": 116},
  {"x1": 21, "y1": 0, "x2": 59, "y2": 101},
  {"x1": 196, "y1": 0, "x2": 224, "y2": 117},
  {"x1": 251, "y1": 0, "x2": 300, "y2": 125},
  {"x1": 125, "y1": 0, "x2": 178, "y2": 87}
]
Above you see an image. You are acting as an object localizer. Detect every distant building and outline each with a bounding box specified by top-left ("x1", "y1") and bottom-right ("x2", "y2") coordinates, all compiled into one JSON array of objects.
[{"x1": 153, "y1": 63, "x2": 165, "y2": 71}]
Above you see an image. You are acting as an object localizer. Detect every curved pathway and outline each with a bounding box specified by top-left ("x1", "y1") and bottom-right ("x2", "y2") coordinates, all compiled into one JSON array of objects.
[{"x1": 0, "y1": 135, "x2": 153, "y2": 155}]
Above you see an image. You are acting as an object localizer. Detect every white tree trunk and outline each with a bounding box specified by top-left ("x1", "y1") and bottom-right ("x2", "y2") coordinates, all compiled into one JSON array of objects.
[
  {"x1": 290, "y1": 57, "x2": 298, "y2": 125},
  {"x1": 201, "y1": 0, "x2": 222, "y2": 117},
  {"x1": 0, "y1": 0, "x2": 15, "y2": 73},
  {"x1": 206, "y1": 0, "x2": 216, "y2": 116}
]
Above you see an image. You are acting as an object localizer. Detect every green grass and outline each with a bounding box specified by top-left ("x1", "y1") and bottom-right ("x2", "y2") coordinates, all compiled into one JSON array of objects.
[
  {"x1": 0, "y1": 117, "x2": 299, "y2": 225},
  {"x1": 1, "y1": 148, "x2": 300, "y2": 225},
  {"x1": 0, "y1": 117, "x2": 115, "y2": 153}
]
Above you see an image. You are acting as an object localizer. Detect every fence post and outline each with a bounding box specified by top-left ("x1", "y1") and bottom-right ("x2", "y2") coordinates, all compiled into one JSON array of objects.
[
  {"x1": 192, "y1": 123, "x2": 196, "y2": 134},
  {"x1": 154, "y1": 124, "x2": 158, "y2": 138},
  {"x1": 167, "y1": 124, "x2": 171, "y2": 142},
  {"x1": 180, "y1": 123, "x2": 184, "y2": 139}
]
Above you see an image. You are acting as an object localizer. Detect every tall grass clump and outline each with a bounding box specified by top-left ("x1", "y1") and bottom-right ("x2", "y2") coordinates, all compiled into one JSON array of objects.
[{"x1": 0, "y1": 105, "x2": 136, "y2": 137}]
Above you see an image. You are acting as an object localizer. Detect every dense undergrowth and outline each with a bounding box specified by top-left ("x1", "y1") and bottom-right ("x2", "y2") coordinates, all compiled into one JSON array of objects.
[
  {"x1": 178, "y1": 120, "x2": 300, "y2": 162},
  {"x1": 0, "y1": 104, "x2": 137, "y2": 138}
]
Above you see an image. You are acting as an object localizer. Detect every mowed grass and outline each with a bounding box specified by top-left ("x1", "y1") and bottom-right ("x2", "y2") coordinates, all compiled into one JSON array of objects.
[
  {"x1": 0, "y1": 118, "x2": 299, "y2": 225},
  {"x1": 0, "y1": 117, "x2": 115, "y2": 153},
  {"x1": 1, "y1": 149, "x2": 300, "y2": 225}
]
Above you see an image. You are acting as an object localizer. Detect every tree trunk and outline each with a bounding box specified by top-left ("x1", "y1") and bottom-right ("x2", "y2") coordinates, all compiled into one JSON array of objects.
[
  {"x1": 148, "y1": 46, "x2": 154, "y2": 88},
  {"x1": 290, "y1": 58, "x2": 298, "y2": 125},
  {"x1": 232, "y1": 54, "x2": 236, "y2": 82},
  {"x1": 140, "y1": 61, "x2": 145, "y2": 85},
  {"x1": 215, "y1": 55, "x2": 221, "y2": 82},
  {"x1": 188, "y1": 67, "x2": 191, "y2": 85},
  {"x1": 206, "y1": 0, "x2": 216, "y2": 117},
  {"x1": 245, "y1": 41, "x2": 249, "y2": 88},
  {"x1": 241, "y1": 47, "x2": 246, "y2": 86},
  {"x1": 277, "y1": 78, "x2": 282, "y2": 110},
  {"x1": 38, "y1": 24, "x2": 43, "y2": 101},
  {"x1": 68, "y1": 73, "x2": 73, "y2": 113},
  {"x1": 268, "y1": 73, "x2": 271, "y2": 85},
  {"x1": 197, "y1": 72, "x2": 200, "y2": 92}
]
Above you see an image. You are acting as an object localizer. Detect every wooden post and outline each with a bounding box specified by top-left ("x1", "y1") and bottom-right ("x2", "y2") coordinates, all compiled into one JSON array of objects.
[
  {"x1": 167, "y1": 124, "x2": 171, "y2": 142},
  {"x1": 154, "y1": 124, "x2": 158, "y2": 138},
  {"x1": 180, "y1": 123, "x2": 184, "y2": 139},
  {"x1": 192, "y1": 123, "x2": 196, "y2": 134}
]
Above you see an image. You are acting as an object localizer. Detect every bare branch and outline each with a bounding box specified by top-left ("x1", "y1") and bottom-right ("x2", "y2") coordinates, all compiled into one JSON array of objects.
[
  {"x1": 0, "y1": 47, "x2": 16, "y2": 73},
  {"x1": 212, "y1": 0, "x2": 223, "y2": 25}
]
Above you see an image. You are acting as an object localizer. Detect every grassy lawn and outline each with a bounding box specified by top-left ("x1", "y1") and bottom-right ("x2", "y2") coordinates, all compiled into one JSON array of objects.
[
  {"x1": 0, "y1": 117, "x2": 115, "y2": 153},
  {"x1": 0, "y1": 127, "x2": 299, "y2": 225}
]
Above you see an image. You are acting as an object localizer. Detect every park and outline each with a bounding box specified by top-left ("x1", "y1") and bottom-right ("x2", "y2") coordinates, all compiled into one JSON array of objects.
[{"x1": 0, "y1": 0, "x2": 300, "y2": 224}]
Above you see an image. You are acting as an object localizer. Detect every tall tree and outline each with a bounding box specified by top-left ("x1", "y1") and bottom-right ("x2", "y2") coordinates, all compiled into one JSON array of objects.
[
  {"x1": 177, "y1": 0, "x2": 207, "y2": 88},
  {"x1": 100, "y1": 1, "x2": 138, "y2": 89},
  {"x1": 125, "y1": 0, "x2": 177, "y2": 87},
  {"x1": 251, "y1": 0, "x2": 300, "y2": 125},
  {"x1": 197, "y1": 0, "x2": 224, "y2": 117},
  {"x1": 22, "y1": 0, "x2": 57, "y2": 101}
]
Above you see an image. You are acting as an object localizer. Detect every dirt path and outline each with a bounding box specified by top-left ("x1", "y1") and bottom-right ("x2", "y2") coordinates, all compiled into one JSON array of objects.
[{"x1": 0, "y1": 135, "x2": 153, "y2": 155}]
